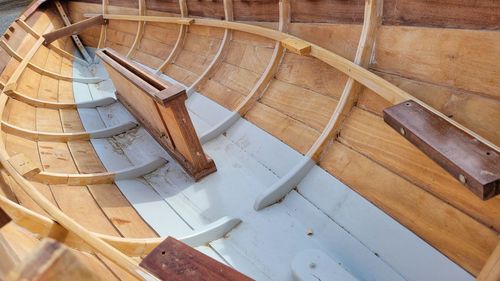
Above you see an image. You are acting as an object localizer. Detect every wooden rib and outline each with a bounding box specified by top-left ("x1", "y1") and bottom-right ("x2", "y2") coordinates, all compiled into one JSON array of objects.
[
  {"x1": 187, "y1": 0, "x2": 234, "y2": 94},
  {"x1": 54, "y1": 0, "x2": 93, "y2": 63},
  {"x1": 126, "y1": 0, "x2": 146, "y2": 58},
  {"x1": 478, "y1": 241, "x2": 500, "y2": 281},
  {"x1": 1, "y1": 121, "x2": 136, "y2": 142},
  {"x1": 0, "y1": 193, "x2": 240, "y2": 257},
  {"x1": 19, "y1": 0, "x2": 48, "y2": 21},
  {"x1": 0, "y1": 40, "x2": 100, "y2": 83},
  {"x1": 15, "y1": 19, "x2": 88, "y2": 65},
  {"x1": 199, "y1": 0, "x2": 289, "y2": 144},
  {"x1": 28, "y1": 63, "x2": 103, "y2": 83},
  {"x1": 88, "y1": 13, "x2": 500, "y2": 153},
  {"x1": 97, "y1": 0, "x2": 108, "y2": 48},
  {"x1": 253, "y1": 0, "x2": 382, "y2": 211},
  {"x1": 156, "y1": 0, "x2": 188, "y2": 73},
  {"x1": 0, "y1": 35, "x2": 151, "y2": 280},
  {"x1": 4, "y1": 88, "x2": 116, "y2": 109},
  {"x1": 236, "y1": 0, "x2": 289, "y2": 116},
  {"x1": 0, "y1": 156, "x2": 154, "y2": 280},
  {"x1": 6, "y1": 37, "x2": 44, "y2": 88},
  {"x1": 308, "y1": 0, "x2": 383, "y2": 161},
  {"x1": 30, "y1": 157, "x2": 166, "y2": 185}
]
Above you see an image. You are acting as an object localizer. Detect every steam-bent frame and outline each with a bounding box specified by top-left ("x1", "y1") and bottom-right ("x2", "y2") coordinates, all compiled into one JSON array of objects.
[
  {"x1": 199, "y1": 0, "x2": 288, "y2": 143},
  {"x1": 186, "y1": 0, "x2": 234, "y2": 95},
  {"x1": 0, "y1": 40, "x2": 103, "y2": 83},
  {"x1": 1, "y1": 120, "x2": 137, "y2": 141},
  {"x1": 255, "y1": 0, "x2": 383, "y2": 210},
  {"x1": 156, "y1": 0, "x2": 189, "y2": 73}
]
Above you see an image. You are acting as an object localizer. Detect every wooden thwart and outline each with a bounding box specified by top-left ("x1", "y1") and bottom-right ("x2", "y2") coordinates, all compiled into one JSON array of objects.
[
  {"x1": 384, "y1": 100, "x2": 500, "y2": 200},
  {"x1": 97, "y1": 48, "x2": 216, "y2": 180},
  {"x1": 42, "y1": 15, "x2": 105, "y2": 45},
  {"x1": 53, "y1": 0, "x2": 93, "y2": 62},
  {"x1": 140, "y1": 237, "x2": 251, "y2": 281}
]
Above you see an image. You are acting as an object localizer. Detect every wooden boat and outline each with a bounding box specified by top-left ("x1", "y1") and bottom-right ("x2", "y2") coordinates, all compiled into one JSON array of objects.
[{"x1": 0, "y1": 0, "x2": 498, "y2": 280}]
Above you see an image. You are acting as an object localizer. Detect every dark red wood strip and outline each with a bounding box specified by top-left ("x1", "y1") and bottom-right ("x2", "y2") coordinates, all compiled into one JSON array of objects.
[
  {"x1": 383, "y1": 100, "x2": 500, "y2": 200},
  {"x1": 140, "y1": 237, "x2": 252, "y2": 281},
  {"x1": 0, "y1": 207, "x2": 11, "y2": 229}
]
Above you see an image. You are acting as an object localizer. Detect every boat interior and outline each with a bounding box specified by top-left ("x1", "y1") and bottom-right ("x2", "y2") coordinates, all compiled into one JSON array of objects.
[{"x1": 0, "y1": 0, "x2": 498, "y2": 280}]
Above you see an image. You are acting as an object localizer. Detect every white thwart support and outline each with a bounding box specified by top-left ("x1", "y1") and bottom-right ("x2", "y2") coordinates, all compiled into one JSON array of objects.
[
  {"x1": 114, "y1": 157, "x2": 167, "y2": 180},
  {"x1": 254, "y1": 157, "x2": 315, "y2": 211},
  {"x1": 291, "y1": 249, "x2": 358, "y2": 281},
  {"x1": 199, "y1": 112, "x2": 240, "y2": 144},
  {"x1": 77, "y1": 96, "x2": 116, "y2": 108},
  {"x1": 89, "y1": 121, "x2": 138, "y2": 138},
  {"x1": 179, "y1": 216, "x2": 242, "y2": 247},
  {"x1": 71, "y1": 76, "x2": 107, "y2": 84}
]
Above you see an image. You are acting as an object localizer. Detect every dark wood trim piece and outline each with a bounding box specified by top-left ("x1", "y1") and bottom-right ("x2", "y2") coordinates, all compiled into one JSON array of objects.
[
  {"x1": 154, "y1": 84, "x2": 185, "y2": 105},
  {"x1": 0, "y1": 207, "x2": 11, "y2": 229},
  {"x1": 140, "y1": 237, "x2": 252, "y2": 281},
  {"x1": 384, "y1": 100, "x2": 500, "y2": 200},
  {"x1": 42, "y1": 15, "x2": 105, "y2": 45}
]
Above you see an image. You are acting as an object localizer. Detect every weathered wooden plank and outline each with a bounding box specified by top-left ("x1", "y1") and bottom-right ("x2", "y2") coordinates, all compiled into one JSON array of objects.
[
  {"x1": 339, "y1": 107, "x2": 500, "y2": 232},
  {"x1": 186, "y1": 0, "x2": 224, "y2": 19},
  {"x1": 140, "y1": 237, "x2": 252, "y2": 281},
  {"x1": 372, "y1": 25, "x2": 500, "y2": 101},
  {"x1": 320, "y1": 141, "x2": 499, "y2": 276},
  {"x1": 290, "y1": 0, "x2": 364, "y2": 23},
  {"x1": 384, "y1": 100, "x2": 500, "y2": 200},
  {"x1": 233, "y1": 0, "x2": 279, "y2": 22},
  {"x1": 383, "y1": 0, "x2": 500, "y2": 30}
]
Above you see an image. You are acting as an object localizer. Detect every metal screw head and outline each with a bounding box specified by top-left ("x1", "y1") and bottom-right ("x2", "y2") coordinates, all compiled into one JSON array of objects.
[
  {"x1": 458, "y1": 174, "x2": 467, "y2": 185},
  {"x1": 399, "y1": 127, "x2": 406, "y2": 136}
]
